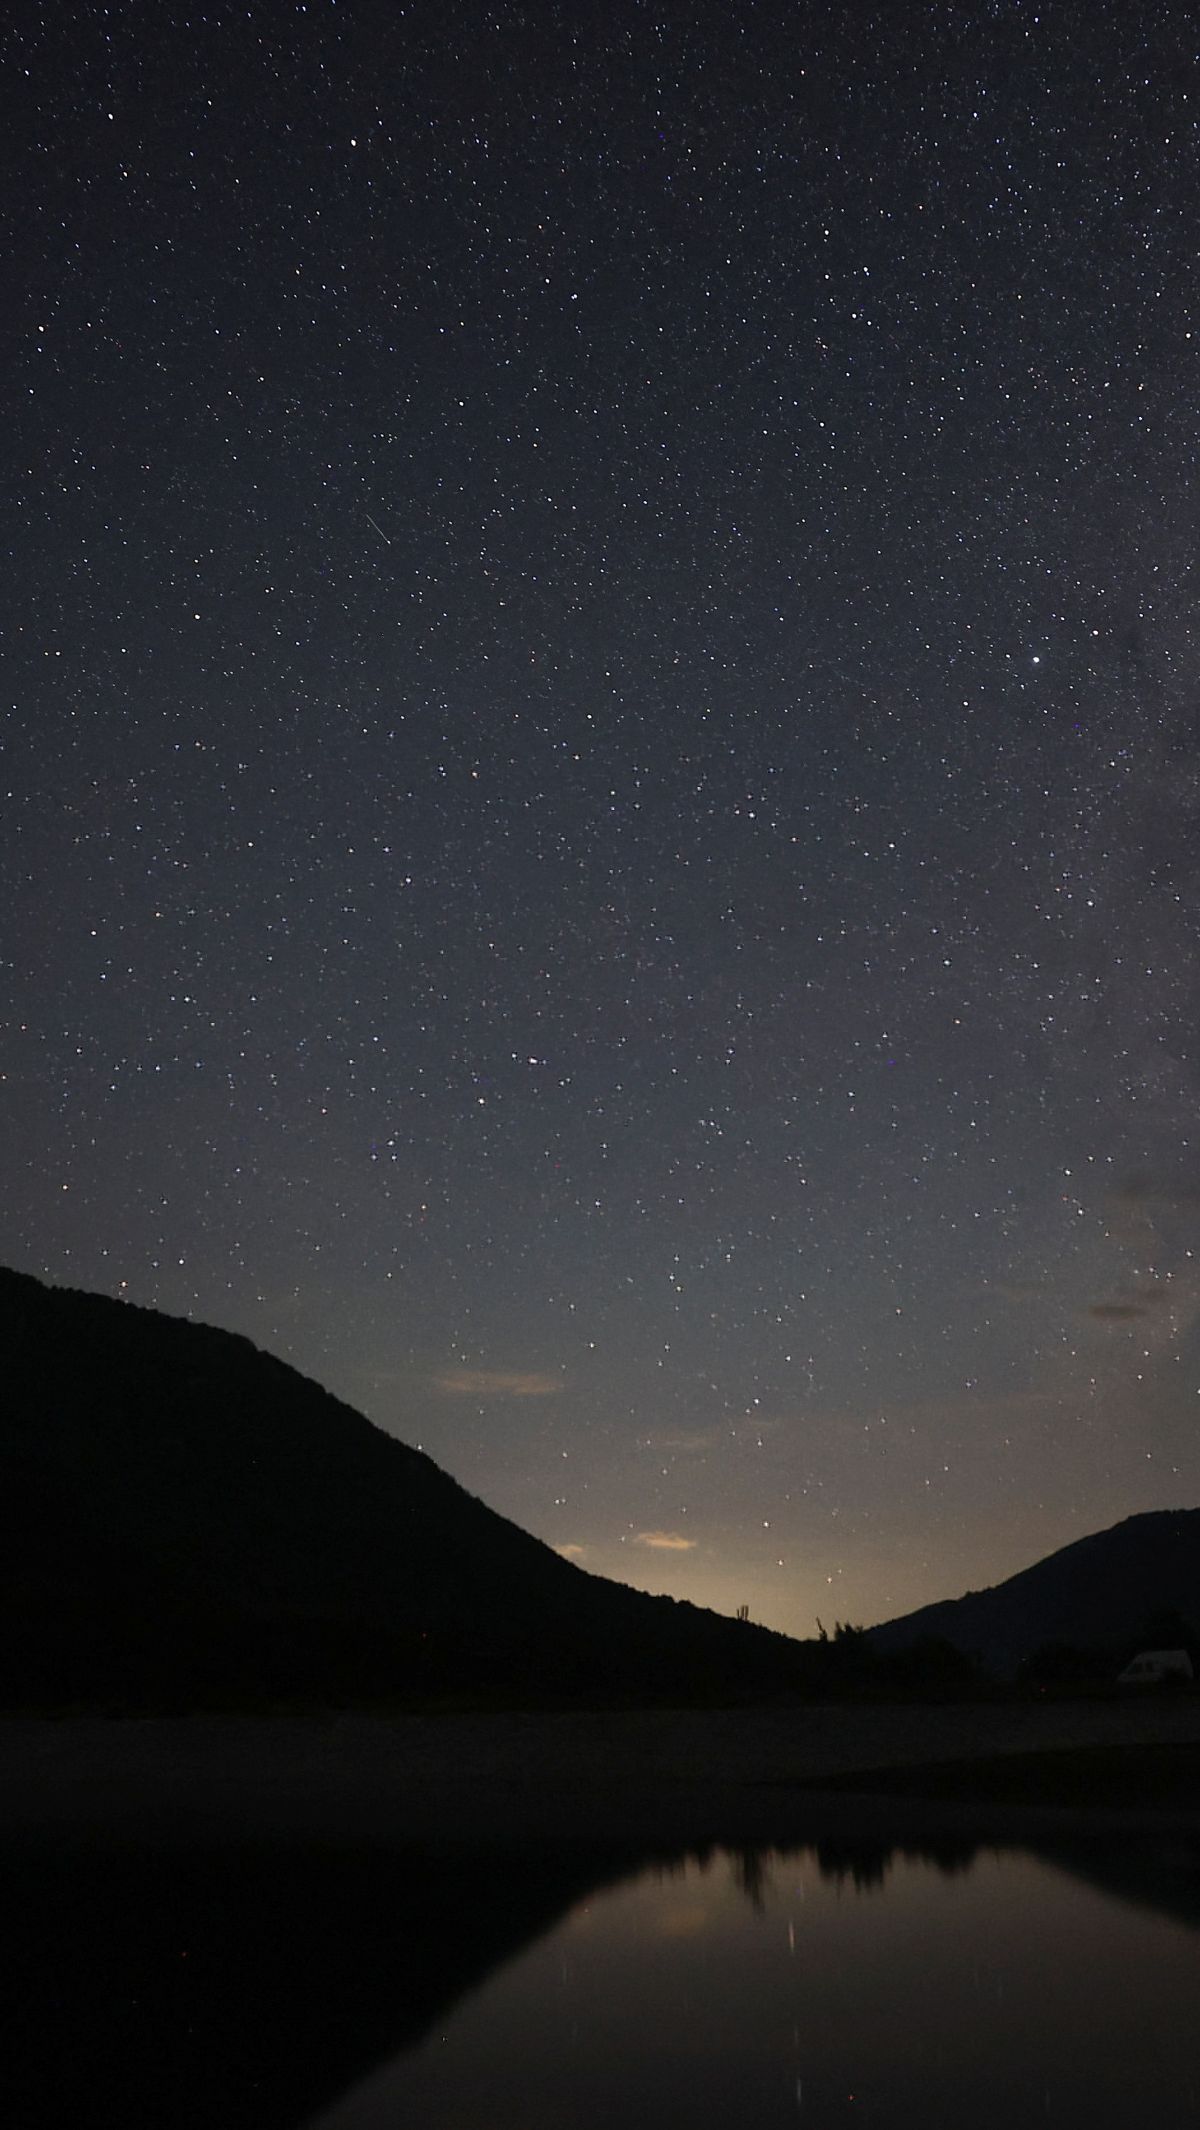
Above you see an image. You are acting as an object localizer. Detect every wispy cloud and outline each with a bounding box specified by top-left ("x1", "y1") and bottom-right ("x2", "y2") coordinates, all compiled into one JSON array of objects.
[
  {"x1": 634, "y1": 1530, "x2": 697, "y2": 1552},
  {"x1": 433, "y1": 1368, "x2": 562, "y2": 1398},
  {"x1": 1090, "y1": 1175, "x2": 1200, "y2": 1342},
  {"x1": 642, "y1": 1427, "x2": 716, "y2": 1455},
  {"x1": 554, "y1": 1542, "x2": 587, "y2": 1561}
]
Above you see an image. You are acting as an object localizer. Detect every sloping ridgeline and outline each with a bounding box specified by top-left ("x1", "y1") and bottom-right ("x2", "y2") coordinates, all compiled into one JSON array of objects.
[
  {"x1": 0, "y1": 1266, "x2": 810, "y2": 1709},
  {"x1": 866, "y1": 1507, "x2": 1200, "y2": 1677}
]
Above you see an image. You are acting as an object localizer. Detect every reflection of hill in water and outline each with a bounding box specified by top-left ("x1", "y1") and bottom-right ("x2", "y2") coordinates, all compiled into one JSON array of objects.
[
  {"x1": 805, "y1": 1831, "x2": 980, "y2": 1892},
  {"x1": 4, "y1": 1833, "x2": 634, "y2": 2130},
  {"x1": 1029, "y1": 1837, "x2": 1200, "y2": 1937},
  {"x1": 6, "y1": 1826, "x2": 1200, "y2": 2128},
  {"x1": 804, "y1": 1829, "x2": 1200, "y2": 1926}
]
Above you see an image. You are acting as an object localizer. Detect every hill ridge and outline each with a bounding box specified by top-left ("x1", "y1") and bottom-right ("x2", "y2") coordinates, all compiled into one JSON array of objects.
[
  {"x1": 0, "y1": 1264, "x2": 806, "y2": 1707},
  {"x1": 867, "y1": 1504, "x2": 1200, "y2": 1675}
]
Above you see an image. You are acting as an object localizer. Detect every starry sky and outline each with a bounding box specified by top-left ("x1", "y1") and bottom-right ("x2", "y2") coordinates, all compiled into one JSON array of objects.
[{"x1": 5, "y1": 0, "x2": 1199, "y2": 1634}]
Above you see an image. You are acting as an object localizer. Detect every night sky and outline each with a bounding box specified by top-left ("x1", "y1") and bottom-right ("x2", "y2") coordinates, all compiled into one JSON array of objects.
[{"x1": 5, "y1": 0, "x2": 1199, "y2": 1634}]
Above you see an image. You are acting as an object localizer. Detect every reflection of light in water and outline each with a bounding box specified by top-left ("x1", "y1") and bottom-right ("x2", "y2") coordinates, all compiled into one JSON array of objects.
[
  {"x1": 655, "y1": 1903, "x2": 709, "y2": 1939},
  {"x1": 309, "y1": 1842, "x2": 1200, "y2": 2130}
]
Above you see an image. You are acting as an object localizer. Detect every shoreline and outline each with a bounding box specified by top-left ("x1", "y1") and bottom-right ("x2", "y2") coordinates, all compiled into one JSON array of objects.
[{"x1": 3, "y1": 1698, "x2": 1199, "y2": 1852}]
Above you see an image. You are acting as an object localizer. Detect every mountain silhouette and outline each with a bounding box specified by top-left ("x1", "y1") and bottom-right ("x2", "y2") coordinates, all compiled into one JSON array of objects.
[
  {"x1": 0, "y1": 1266, "x2": 809, "y2": 1708},
  {"x1": 867, "y1": 1509, "x2": 1200, "y2": 1675}
]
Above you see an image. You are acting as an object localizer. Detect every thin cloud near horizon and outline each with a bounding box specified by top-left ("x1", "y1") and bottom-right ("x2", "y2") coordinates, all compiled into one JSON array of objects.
[
  {"x1": 433, "y1": 1368, "x2": 563, "y2": 1398},
  {"x1": 634, "y1": 1530, "x2": 697, "y2": 1552}
]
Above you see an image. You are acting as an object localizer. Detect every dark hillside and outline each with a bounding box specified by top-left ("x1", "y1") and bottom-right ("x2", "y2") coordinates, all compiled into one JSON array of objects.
[
  {"x1": 0, "y1": 1267, "x2": 808, "y2": 1708},
  {"x1": 867, "y1": 1509, "x2": 1200, "y2": 1677}
]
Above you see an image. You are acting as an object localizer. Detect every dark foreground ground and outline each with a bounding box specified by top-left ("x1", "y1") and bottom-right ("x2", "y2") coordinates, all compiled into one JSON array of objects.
[{"x1": 3, "y1": 1694, "x2": 1200, "y2": 1848}]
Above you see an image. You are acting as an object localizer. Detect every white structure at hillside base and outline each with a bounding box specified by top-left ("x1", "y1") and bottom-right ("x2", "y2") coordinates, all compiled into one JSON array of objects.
[{"x1": 1116, "y1": 1648, "x2": 1194, "y2": 1685}]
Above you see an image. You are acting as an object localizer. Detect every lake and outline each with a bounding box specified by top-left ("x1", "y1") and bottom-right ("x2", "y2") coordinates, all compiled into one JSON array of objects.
[
  {"x1": 309, "y1": 1836, "x2": 1200, "y2": 2130},
  {"x1": 6, "y1": 1824, "x2": 1200, "y2": 2126}
]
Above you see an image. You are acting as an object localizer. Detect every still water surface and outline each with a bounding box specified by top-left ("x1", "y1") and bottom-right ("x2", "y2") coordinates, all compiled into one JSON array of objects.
[{"x1": 313, "y1": 1840, "x2": 1200, "y2": 2129}]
